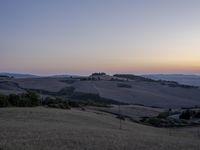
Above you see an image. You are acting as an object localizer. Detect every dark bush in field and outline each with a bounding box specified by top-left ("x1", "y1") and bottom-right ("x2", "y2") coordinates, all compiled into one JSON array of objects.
[
  {"x1": 26, "y1": 92, "x2": 40, "y2": 106},
  {"x1": 157, "y1": 111, "x2": 179, "y2": 119},
  {"x1": 144, "y1": 117, "x2": 162, "y2": 127},
  {"x1": 157, "y1": 112, "x2": 170, "y2": 119},
  {"x1": 42, "y1": 97, "x2": 55, "y2": 105},
  {"x1": 8, "y1": 94, "x2": 20, "y2": 106},
  {"x1": 42, "y1": 97, "x2": 71, "y2": 109},
  {"x1": 48, "y1": 102, "x2": 70, "y2": 109},
  {"x1": 68, "y1": 101, "x2": 80, "y2": 107},
  {"x1": 0, "y1": 94, "x2": 9, "y2": 107},
  {"x1": 194, "y1": 111, "x2": 200, "y2": 118},
  {"x1": 179, "y1": 110, "x2": 195, "y2": 120}
]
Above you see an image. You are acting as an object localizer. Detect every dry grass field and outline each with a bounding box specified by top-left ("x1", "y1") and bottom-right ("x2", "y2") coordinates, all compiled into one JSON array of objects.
[{"x1": 0, "y1": 107, "x2": 200, "y2": 150}]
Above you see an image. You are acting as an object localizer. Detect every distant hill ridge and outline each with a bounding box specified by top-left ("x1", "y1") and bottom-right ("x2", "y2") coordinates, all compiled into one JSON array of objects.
[
  {"x1": 0, "y1": 73, "x2": 79, "y2": 79},
  {"x1": 143, "y1": 74, "x2": 200, "y2": 87},
  {"x1": 0, "y1": 73, "x2": 39, "y2": 79}
]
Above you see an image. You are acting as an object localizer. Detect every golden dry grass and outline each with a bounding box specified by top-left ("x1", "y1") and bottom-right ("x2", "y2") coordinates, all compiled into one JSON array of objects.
[{"x1": 0, "y1": 107, "x2": 200, "y2": 150}]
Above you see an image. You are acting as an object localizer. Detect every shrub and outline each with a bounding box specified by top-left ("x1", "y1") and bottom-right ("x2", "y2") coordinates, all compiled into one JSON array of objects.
[
  {"x1": 43, "y1": 97, "x2": 71, "y2": 109},
  {"x1": 68, "y1": 101, "x2": 80, "y2": 107},
  {"x1": 42, "y1": 97, "x2": 55, "y2": 105},
  {"x1": 194, "y1": 111, "x2": 200, "y2": 118},
  {"x1": 0, "y1": 94, "x2": 9, "y2": 107},
  {"x1": 157, "y1": 112, "x2": 170, "y2": 119},
  {"x1": 48, "y1": 102, "x2": 70, "y2": 109},
  {"x1": 27, "y1": 92, "x2": 40, "y2": 106},
  {"x1": 145, "y1": 117, "x2": 162, "y2": 127},
  {"x1": 8, "y1": 94, "x2": 20, "y2": 106},
  {"x1": 179, "y1": 110, "x2": 195, "y2": 120},
  {"x1": 17, "y1": 96, "x2": 31, "y2": 107}
]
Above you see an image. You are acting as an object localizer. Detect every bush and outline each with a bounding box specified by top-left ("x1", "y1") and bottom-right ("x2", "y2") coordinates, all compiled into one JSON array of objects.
[
  {"x1": 17, "y1": 96, "x2": 31, "y2": 107},
  {"x1": 194, "y1": 111, "x2": 200, "y2": 118},
  {"x1": 68, "y1": 101, "x2": 80, "y2": 107},
  {"x1": 43, "y1": 97, "x2": 71, "y2": 109},
  {"x1": 8, "y1": 94, "x2": 20, "y2": 106},
  {"x1": 42, "y1": 97, "x2": 53, "y2": 105},
  {"x1": 179, "y1": 110, "x2": 195, "y2": 120},
  {"x1": 145, "y1": 117, "x2": 162, "y2": 127},
  {"x1": 48, "y1": 102, "x2": 70, "y2": 109},
  {"x1": 27, "y1": 92, "x2": 40, "y2": 106},
  {"x1": 0, "y1": 94, "x2": 9, "y2": 107},
  {"x1": 157, "y1": 112, "x2": 170, "y2": 119}
]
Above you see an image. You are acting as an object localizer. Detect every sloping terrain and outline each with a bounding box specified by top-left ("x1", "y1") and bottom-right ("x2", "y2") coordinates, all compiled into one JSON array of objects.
[
  {"x1": 14, "y1": 78, "x2": 70, "y2": 92},
  {"x1": 1, "y1": 75, "x2": 200, "y2": 108},
  {"x1": 0, "y1": 81, "x2": 26, "y2": 95},
  {"x1": 0, "y1": 107, "x2": 199, "y2": 150},
  {"x1": 73, "y1": 80, "x2": 200, "y2": 108}
]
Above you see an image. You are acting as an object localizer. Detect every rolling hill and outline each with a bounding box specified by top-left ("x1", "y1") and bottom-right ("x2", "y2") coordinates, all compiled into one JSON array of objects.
[{"x1": 0, "y1": 74, "x2": 200, "y2": 108}]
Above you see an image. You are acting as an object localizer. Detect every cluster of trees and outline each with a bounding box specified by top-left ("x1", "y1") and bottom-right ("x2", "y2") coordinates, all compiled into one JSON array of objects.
[
  {"x1": 42, "y1": 97, "x2": 80, "y2": 109},
  {"x1": 0, "y1": 92, "x2": 81, "y2": 109},
  {"x1": 0, "y1": 90, "x2": 126, "y2": 109},
  {"x1": 0, "y1": 92, "x2": 40, "y2": 107},
  {"x1": 114, "y1": 74, "x2": 154, "y2": 82},
  {"x1": 179, "y1": 109, "x2": 200, "y2": 120},
  {"x1": 91, "y1": 72, "x2": 106, "y2": 76}
]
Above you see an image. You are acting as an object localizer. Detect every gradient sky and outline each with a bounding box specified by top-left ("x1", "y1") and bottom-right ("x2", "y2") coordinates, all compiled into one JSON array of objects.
[{"x1": 1, "y1": 0, "x2": 200, "y2": 75}]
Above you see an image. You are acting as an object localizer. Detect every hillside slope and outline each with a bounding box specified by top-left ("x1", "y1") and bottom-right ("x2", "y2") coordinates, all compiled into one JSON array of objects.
[
  {"x1": 1, "y1": 76, "x2": 200, "y2": 108},
  {"x1": 0, "y1": 107, "x2": 200, "y2": 150},
  {"x1": 73, "y1": 80, "x2": 200, "y2": 108}
]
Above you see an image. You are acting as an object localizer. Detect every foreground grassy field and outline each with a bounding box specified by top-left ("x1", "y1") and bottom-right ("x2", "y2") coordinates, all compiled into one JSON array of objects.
[{"x1": 0, "y1": 107, "x2": 200, "y2": 150}]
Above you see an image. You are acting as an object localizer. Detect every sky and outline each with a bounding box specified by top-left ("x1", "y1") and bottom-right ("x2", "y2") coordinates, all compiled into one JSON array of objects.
[{"x1": 1, "y1": 0, "x2": 200, "y2": 75}]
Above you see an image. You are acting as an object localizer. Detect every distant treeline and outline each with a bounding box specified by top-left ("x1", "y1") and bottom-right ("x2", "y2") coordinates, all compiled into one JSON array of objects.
[
  {"x1": 0, "y1": 91, "x2": 125, "y2": 109},
  {"x1": 91, "y1": 72, "x2": 106, "y2": 76},
  {"x1": 0, "y1": 92, "x2": 79, "y2": 109},
  {"x1": 0, "y1": 92, "x2": 40, "y2": 107}
]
